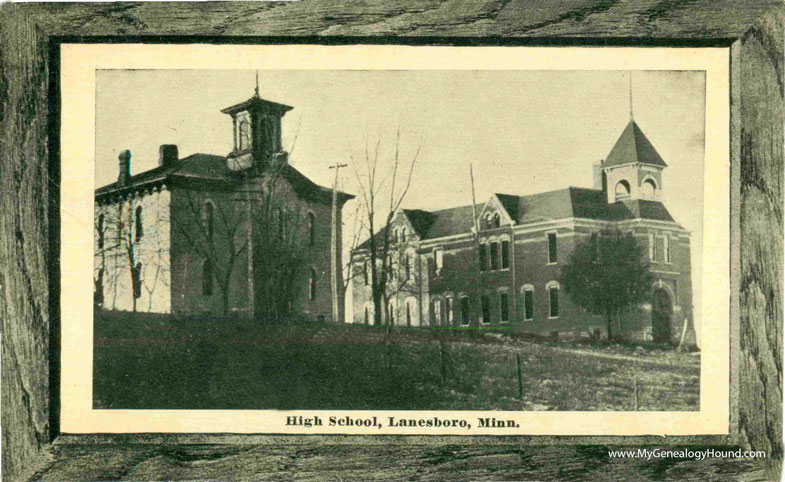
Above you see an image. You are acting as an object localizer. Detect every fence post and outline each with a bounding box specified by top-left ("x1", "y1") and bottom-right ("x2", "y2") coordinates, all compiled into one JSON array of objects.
[{"x1": 516, "y1": 353, "x2": 524, "y2": 400}]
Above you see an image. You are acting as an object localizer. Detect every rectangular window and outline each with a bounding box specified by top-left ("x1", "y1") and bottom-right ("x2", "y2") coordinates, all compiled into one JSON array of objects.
[
  {"x1": 500, "y1": 293, "x2": 509, "y2": 322},
  {"x1": 460, "y1": 297, "x2": 470, "y2": 326},
  {"x1": 490, "y1": 242, "x2": 499, "y2": 270},
  {"x1": 435, "y1": 249, "x2": 443, "y2": 270},
  {"x1": 501, "y1": 241, "x2": 510, "y2": 269},
  {"x1": 549, "y1": 287, "x2": 560, "y2": 318},
  {"x1": 649, "y1": 233, "x2": 657, "y2": 262},
  {"x1": 481, "y1": 295, "x2": 491, "y2": 324},
  {"x1": 446, "y1": 297, "x2": 454, "y2": 323},
  {"x1": 547, "y1": 232, "x2": 558, "y2": 264},
  {"x1": 433, "y1": 300, "x2": 441, "y2": 325},
  {"x1": 524, "y1": 289, "x2": 534, "y2": 321},
  {"x1": 478, "y1": 244, "x2": 487, "y2": 271},
  {"x1": 664, "y1": 235, "x2": 671, "y2": 263}
]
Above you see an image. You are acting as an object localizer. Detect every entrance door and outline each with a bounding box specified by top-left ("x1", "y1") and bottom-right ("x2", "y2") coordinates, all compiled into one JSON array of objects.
[{"x1": 651, "y1": 288, "x2": 672, "y2": 343}]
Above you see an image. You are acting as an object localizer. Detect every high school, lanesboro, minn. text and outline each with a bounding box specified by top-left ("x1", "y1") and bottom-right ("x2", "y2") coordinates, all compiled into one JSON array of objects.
[{"x1": 285, "y1": 415, "x2": 520, "y2": 430}]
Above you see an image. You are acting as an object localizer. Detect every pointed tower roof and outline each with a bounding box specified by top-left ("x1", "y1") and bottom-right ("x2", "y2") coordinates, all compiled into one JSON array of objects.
[{"x1": 604, "y1": 120, "x2": 667, "y2": 168}]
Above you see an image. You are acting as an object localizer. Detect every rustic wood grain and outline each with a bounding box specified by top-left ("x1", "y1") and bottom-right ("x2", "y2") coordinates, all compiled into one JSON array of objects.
[
  {"x1": 734, "y1": 9, "x2": 785, "y2": 480},
  {"x1": 0, "y1": 6, "x2": 54, "y2": 482},
  {"x1": 0, "y1": 1, "x2": 783, "y2": 481}
]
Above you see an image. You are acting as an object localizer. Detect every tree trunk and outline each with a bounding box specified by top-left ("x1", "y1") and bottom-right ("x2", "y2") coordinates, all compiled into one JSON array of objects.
[{"x1": 606, "y1": 310, "x2": 614, "y2": 341}]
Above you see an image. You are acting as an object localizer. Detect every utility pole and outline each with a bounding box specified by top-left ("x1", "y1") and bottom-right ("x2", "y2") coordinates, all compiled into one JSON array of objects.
[{"x1": 329, "y1": 162, "x2": 348, "y2": 323}]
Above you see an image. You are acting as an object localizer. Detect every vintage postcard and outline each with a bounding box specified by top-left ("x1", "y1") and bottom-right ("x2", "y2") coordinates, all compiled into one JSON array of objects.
[{"x1": 60, "y1": 44, "x2": 729, "y2": 435}]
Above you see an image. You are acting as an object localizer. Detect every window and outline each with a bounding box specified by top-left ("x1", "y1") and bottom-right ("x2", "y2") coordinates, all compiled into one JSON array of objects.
[
  {"x1": 308, "y1": 267, "x2": 317, "y2": 301},
  {"x1": 649, "y1": 233, "x2": 658, "y2": 262},
  {"x1": 547, "y1": 232, "x2": 558, "y2": 264},
  {"x1": 460, "y1": 296, "x2": 471, "y2": 326},
  {"x1": 501, "y1": 241, "x2": 510, "y2": 269},
  {"x1": 238, "y1": 119, "x2": 250, "y2": 150},
  {"x1": 388, "y1": 301, "x2": 395, "y2": 324},
  {"x1": 406, "y1": 300, "x2": 412, "y2": 326},
  {"x1": 492, "y1": 212, "x2": 501, "y2": 228},
  {"x1": 435, "y1": 249, "x2": 443, "y2": 272},
  {"x1": 97, "y1": 214, "x2": 105, "y2": 249},
  {"x1": 433, "y1": 299, "x2": 442, "y2": 325},
  {"x1": 401, "y1": 228, "x2": 407, "y2": 241},
  {"x1": 615, "y1": 180, "x2": 631, "y2": 200},
  {"x1": 405, "y1": 254, "x2": 412, "y2": 280},
  {"x1": 307, "y1": 212, "x2": 316, "y2": 247},
  {"x1": 135, "y1": 206, "x2": 144, "y2": 241},
  {"x1": 363, "y1": 259, "x2": 369, "y2": 286},
  {"x1": 490, "y1": 241, "x2": 499, "y2": 270},
  {"x1": 479, "y1": 243, "x2": 488, "y2": 271},
  {"x1": 523, "y1": 288, "x2": 534, "y2": 321},
  {"x1": 204, "y1": 202, "x2": 214, "y2": 241},
  {"x1": 664, "y1": 235, "x2": 671, "y2": 263},
  {"x1": 202, "y1": 258, "x2": 213, "y2": 296},
  {"x1": 642, "y1": 179, "x2": 657, "y2": 199},
  {"x1": 132, "y1": 262, "x2": 142, "y2": 299},
  {"x1": 446, "y1": 297, "x2": 454, "y2": 324},
  {"x1": 500, "y1": 293, "x2": 509, "y2": 322},
  {"x1": 393, "y1": 229, "x2": 399, "y2": 243},
  {"x1": 548, "y1": 284, "x2": 560, "y2": 318},
  {"x1": 364, "y1": 306, "x2": 369, "y2": 324},
  {"x1": 481, "y1": 295, "x2": 491, "y2": 324}
]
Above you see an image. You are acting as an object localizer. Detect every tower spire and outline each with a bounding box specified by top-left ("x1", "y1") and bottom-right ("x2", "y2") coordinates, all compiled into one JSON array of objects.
[
  {"x1": 254, "y1": 70, "x2": 260, "y2": 98},
  {"x1": 629, "y1": 71, "x2": 634, "y2": 120}
]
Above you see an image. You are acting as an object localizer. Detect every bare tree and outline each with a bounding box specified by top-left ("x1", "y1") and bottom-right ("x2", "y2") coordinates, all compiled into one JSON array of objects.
[
  {"x1": 178, "y1": 187, "x2": 250, "y2": 316},
  {"x1": 246, "y1": 164, "x2": 309, "y2": 320},
  {"x1": 351, "y1": 128, "x2": 421, "y2": 326}
]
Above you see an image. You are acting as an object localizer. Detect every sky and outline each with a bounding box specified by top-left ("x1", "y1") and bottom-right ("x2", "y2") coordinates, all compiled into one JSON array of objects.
[{"x1": 95, "y1": 69, "x2": 705, "y2": 325}]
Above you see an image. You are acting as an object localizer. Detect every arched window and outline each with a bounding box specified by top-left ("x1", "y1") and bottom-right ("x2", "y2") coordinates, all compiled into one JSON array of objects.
[
  {"x1": 547, "y1": 281, "x2": 560, "y2": 319},
  {"x1": 387, "y1": 301, "x2": 395, "y2": 324},
  {"x1": 615, "y1": 180, "x2": 631, "y2": 201},
  {"x1": 492, "y1": 212, "x2": 501, "y2": 228},
  {"x1": 97, "y1": 214, "x2": 105, "y2": 249},
  {"x1": 202, "y1": 258, "x2": 213, "y2": 296},
  {"x1": 642, "y1": 178, "x2": 657, "y2": 199},
  {"x1": 135, "y1": 206, "x2": 144, "y2": 241},
  {"x1": 308, "y1": 267, "x2": 317, "y2": 301},
  {"x1": 238, "y1": 119, "x2": 251, "y2": 150},
  {"x1": 204, "y1": 202, "x2": 214, "y2": 241},
  {"x1": 522, "y1": 284, "x2": 534, "y2": 321},
  {"x1": 307, "y1": 212, "x2": 316, "y2": 247},
  {"x1": 401, "y1": 228, "x2": 407, "y2": 241}
]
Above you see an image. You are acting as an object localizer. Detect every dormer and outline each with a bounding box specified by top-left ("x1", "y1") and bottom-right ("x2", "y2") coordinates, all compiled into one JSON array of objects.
[
  {"x1": 602, "y1": 120, "x2": 667, "y2": 203},
  {"x1": 221, "y1": 90, "x2": 293, "y2": 172}
]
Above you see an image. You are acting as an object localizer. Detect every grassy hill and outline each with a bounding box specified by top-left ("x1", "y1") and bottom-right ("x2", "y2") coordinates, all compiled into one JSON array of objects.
[{"x1": 93, "y1": 311, "x2": 699, "y2": 411}]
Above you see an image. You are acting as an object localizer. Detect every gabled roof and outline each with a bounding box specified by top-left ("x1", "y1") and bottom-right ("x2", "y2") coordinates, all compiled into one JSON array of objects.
[
  {"x1": 604, "y1": 120, "x2": 667, "y2": 168},
  {"x1": 401, "y1": 209, "x2": 437, "y2": 238},
  {"x1": 356, "y1": 187, "x2": 679, "y2": 251},
  {"x1": 95, "y1": 153, "x2": 353, "y2": 205}
]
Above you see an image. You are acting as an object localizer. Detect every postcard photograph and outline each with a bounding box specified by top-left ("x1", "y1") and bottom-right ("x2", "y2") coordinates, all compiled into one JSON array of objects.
[
  {"x1": 59, "y1": 45, "x2": 729, "y2": 435},
  {"x1": 91, "y1": 67, "x2": 703, "y2": 412}
]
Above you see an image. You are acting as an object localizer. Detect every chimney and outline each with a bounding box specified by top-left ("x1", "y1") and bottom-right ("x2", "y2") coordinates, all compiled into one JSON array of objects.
[
  {"x1": 158, "y1": 144, "x2": 178, "y2": 166},
  {"x1": 592, "y1": 160, "x2": 604, "y2": 190},
  {"x1": 117, "y1": 150, "x2": 131, "y2": 187}
]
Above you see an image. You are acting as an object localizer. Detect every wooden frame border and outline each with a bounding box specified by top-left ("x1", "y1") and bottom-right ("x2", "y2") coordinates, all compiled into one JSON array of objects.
[{"x1": 1, "y1": 2, "x2": 781, "y2": 480}]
